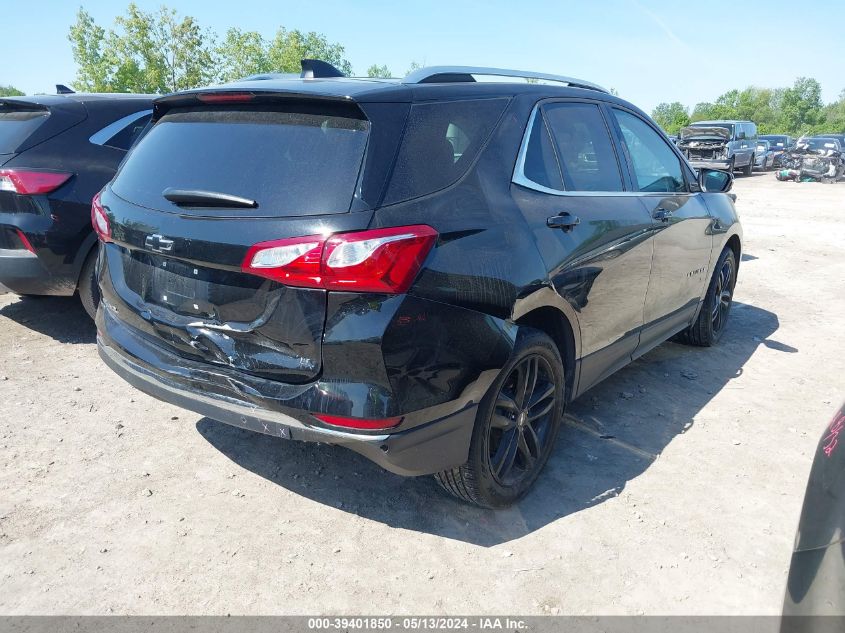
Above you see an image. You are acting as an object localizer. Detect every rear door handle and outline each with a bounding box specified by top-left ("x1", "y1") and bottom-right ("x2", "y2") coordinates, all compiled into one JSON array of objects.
[
  {"x1": 653, "y1": 208, "x2": 673, "y2": 222},
  {"x1": 546, "y1": 213, "x2": 580, "y2": 232}
]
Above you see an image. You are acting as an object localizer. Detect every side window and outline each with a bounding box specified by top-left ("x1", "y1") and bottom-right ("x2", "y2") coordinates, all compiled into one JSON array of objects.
[
  {"x1": 542, "y1": 102, "x2": 624, "y2": 192},
  {"x1": 520, "y1": 109, "x2": 564, "y2": 190},
  {"x1": 89, "y1": 110, "x2": 153, "y2": 152},
  {"x1": 612, "y1": 109, "x2": 686, "y2": 193}
]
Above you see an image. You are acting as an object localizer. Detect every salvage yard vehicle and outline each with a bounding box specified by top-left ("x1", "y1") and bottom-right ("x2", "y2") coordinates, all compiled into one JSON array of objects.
[
  {"x1": 678, "y1": 120, "x2": 757, "y2": 176},
  {"x1": 0, "y1": 88, "x2": 154, "y2": 318},
  {"x1": 776, "y1": 137, "x2": 844, "y2": 183},
  {"x1": 94, "y1": 61, "x2": 742, "y2": 508},
  {"x1": 755, "y1": 139, "x2": 775, "y2": 171},
  {"x1": 759, "y1": 134, "x2": 793, "y2": 167}
]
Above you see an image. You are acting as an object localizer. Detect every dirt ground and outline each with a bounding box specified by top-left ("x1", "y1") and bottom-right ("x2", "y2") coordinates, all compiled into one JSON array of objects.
[{"x1": 0, "y1": 173, "x2": 843, "y2": 615}]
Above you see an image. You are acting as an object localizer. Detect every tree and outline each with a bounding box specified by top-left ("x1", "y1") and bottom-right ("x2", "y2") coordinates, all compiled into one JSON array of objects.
[
  {"x1": 366, "y1": 64, "x2": 392, "y2": 78},
  {"x1": 68, "y1": 5, "x2": 361, "y2": 92},
  {"x1": 215, "y1": 28, "x2": 270, "y2": 82},
  {"x1": 651, "y1": 102, "x2": 689, "y2": 135},
  {"x1": 778, "y1": 77, "x2": 823, "y2": 136},
  {"x1": 0, "y1": 86, "x2": 24, "y2": 97},
  {"x1": 266, "y1": 28, "x2": 352, "y2": 76},
  {"x1": 68, "y1": 4, "x2": 215, "y2": 93},
  {"x1": 819, "y1": 89, "x2": 845, "y2": 133}
]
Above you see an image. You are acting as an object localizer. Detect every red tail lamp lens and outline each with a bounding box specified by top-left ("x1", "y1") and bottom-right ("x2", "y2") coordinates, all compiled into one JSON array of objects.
[
  {"x1": 242, "y1": 225, "x2": 438, "y2": 294},
  {"x1": 0, "y1": 169, "x2": 72, "y2": 195},
  {"x1": 91, "y1": 192, "x2": 111, "y2": 242}
]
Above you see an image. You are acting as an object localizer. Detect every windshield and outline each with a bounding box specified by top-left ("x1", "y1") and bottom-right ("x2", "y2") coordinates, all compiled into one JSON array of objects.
[
  {"x1": 112, "y1": 107, "x2": 370, "y2": 216},
  {"x1": 689, "y1": 123, "x2": 734, "y2": 135}
]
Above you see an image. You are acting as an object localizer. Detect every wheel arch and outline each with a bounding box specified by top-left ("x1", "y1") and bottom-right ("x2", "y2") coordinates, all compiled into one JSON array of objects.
[{"x1": 514, "y1": 305, "x2": 577, "y2": 402}]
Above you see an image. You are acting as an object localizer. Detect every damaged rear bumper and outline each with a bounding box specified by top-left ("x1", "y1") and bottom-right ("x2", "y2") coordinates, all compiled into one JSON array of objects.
[{"x1": 95, "y1": 295, "x2": 513, "y2": 477}]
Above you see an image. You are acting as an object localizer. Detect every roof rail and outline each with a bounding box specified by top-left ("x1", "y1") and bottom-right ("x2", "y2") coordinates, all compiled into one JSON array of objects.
[{"x1": 402, "y1": 66, "x2": 608, "y2": 93}]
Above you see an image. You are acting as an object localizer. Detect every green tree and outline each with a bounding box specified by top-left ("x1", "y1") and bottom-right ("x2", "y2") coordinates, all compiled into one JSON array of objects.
[
  {"x1": 366, "y1": 64, "x2": 392, "y2": 78},
  {"x1": 778, "y1": 77, "x2": 823, "y2": 136},
  {"x1": 818, "y1": 89, "x2": 845, "y2": 133},
  {"x1": 68, "y1": 4, "x2": 215, "y2": 93},
  {"x1": 266, "y1": 28, "x2": 352, "y2": 75},
  {"x1": 0, "y1": 85, "x2": 24, "y2": 97},
  {"x1": 651, "y1": 101, "x2": 689, "y2": 135},
  {"x1": 215, "y1": 28, "x2": 270, "y2": 82}
]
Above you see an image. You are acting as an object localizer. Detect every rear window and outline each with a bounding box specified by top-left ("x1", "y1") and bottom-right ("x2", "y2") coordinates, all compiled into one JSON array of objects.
[
  {"x1": 0, "y1": 105, "x2": 49, "y2": 155},
  {"x1": 382, "y1": 98, "x2": 509, "y2": 205},
  {"x1": 111, "y1": 106, "x2": 370, "y2": 216}
]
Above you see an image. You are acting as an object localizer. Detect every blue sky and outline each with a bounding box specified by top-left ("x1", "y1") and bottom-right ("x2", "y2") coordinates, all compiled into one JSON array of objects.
[{"x1": 3, "y1": 0, "x2": 844, "y2": 114}]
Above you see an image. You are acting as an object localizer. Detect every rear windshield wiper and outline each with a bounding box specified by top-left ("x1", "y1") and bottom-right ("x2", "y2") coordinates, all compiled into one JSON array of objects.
[{"x1": 162, "y1": 188, "x2": 258, "y2": 209}]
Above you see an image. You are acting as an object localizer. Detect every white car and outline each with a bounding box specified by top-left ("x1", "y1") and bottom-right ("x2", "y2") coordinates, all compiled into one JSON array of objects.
[{"x1": 754, "y1": 140, "x2": 775, "y2": 170}]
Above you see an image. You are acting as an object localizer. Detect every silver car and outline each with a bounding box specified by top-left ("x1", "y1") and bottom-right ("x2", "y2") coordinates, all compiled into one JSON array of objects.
[{"x1": 754, "y1": 139, "x2": 775, "y2": 170}]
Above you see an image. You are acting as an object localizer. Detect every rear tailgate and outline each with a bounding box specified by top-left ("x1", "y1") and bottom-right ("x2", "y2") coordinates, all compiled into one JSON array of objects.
[{"x1": 100, "y1": 95, "x2": 377, "y2": 384}]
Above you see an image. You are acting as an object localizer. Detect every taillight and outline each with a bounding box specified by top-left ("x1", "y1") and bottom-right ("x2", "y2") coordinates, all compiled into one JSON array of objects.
[
  {"x1": 313, "y1": 413, "x2": 403, "y2": 430},
  {"x1": 0, "y1": 169, "x2": 72, "y2": 195},
  {"x1": 91, "y1": 192, "x2": 111, "y2": 242},
  {"x1": 242, "y1": 225, "x2": 437, "y2": 294}
]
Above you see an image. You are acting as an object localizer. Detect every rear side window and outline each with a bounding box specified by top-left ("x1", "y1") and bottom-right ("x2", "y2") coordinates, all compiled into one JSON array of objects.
[
  {"x1": 521, "y1": 110, "x2": 564, "y2": 190},
  {"x1": 382, "y1": 98, "x2": 509, "y2": 205},
  {"x1": 0, "y1": 105, "x2": 49, "y2": 155},
  {"x1": 90, "y1": 110, "x2": 152, "y2": 151},
  {"x1": 111, "y1": 107, "x2": 369, "y2": 216},
  {"x1": 543, "y1": 102, "x2": 624, "y2": 192}
]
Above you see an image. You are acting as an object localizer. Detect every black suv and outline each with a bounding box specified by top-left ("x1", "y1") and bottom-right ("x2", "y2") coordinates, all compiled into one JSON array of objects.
[
  {"x1": 95, "y1": 63, "x2": 742, "y2": 507},
  {"x1": 0, "y1": 89, "x2": 154, "y2": 317}
]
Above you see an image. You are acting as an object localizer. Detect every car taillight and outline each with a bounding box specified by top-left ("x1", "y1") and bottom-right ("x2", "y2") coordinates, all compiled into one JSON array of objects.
[
  {"x1": 0, "y1": 169, "x2": 72, "y2": 195},
  {"x1": 243, "y1": 225, "x2": 438, "y2": 294},
  {"x1": 91, "y1": 192, "x2": 111, "y2": 242},
  {"x1": 313, "y1": 413, "x2": 403, "y2": 430}
]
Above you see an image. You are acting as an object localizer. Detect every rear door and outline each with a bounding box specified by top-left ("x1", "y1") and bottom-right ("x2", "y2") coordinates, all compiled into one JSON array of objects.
[
  {"x1": 511, "y1": 99, "x2": 655, "y2": 394},
  {"x1": 608, "y1": 107, "x2": 714, "y2": 355},
  {"x1": 100, "y1": 97, "x2": 377, "y2": 384}
]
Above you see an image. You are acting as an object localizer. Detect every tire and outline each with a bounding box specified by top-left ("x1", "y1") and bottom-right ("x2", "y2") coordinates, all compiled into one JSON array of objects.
[
  {"x1": 742, "y1": 155, "x2": 754, "y2": 177},
  {"x1": 434, "y1": 327, "x2": 565, "y2": 508},
  {"x1": 77, "y1": 247, "x2": 100, "y2": 321},
  {"x1": 682, "y1": 247, "x2": 736, "y2": 347}
]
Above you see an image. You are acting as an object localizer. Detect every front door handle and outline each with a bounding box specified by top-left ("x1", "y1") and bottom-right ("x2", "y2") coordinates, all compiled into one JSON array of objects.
[
  {"x1": 546, "y1": 213, "x2": 580, "y2": 232},
  {"x1": 653, "y1": 207, "x2": 673, "y2": 222}
]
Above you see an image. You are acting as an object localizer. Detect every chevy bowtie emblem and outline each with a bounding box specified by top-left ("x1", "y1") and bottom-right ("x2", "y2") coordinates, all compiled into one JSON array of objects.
[{"x1": 144, "y1": 234, "x2": 174, "y2": 253}]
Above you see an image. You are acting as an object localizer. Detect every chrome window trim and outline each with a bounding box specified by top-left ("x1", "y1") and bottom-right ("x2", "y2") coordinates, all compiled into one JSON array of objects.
[{"x1": 89, "y1": 109, "x2": 153, "y2": 148}]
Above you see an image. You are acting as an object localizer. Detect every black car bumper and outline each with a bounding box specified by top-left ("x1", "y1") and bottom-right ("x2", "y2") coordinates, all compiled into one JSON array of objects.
[
  {"x1": 96, "y1": 303, "x2": 496, "y2": 477},
  {"x1": 0, "y1": 247, "x2": 74, "y2": 295}
]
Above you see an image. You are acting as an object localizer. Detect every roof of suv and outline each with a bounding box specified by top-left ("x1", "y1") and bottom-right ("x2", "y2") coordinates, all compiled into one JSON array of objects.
[{"x1": 163, "y1": 75, "x2": 620, "y2": 107}]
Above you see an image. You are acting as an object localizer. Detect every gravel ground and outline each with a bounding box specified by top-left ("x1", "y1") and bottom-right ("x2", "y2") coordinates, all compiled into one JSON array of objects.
[{"x1": 0, "y1": 173, "x2": 843, "y2": 615}]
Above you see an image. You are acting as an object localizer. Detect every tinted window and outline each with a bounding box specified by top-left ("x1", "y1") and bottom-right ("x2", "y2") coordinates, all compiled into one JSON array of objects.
[
  {"x1": 383, "y1": 98, "x2": 509, "y2": 205},
  {"x1": 94, "y1": 111, "x2": 152, "y2": 151},
  {"x1": 613, "y1": 109, "x2": 685, "y2": 193},
  {"x1": 0, "y1": 105, "x2": 49, "y2": 155},
  {"x1": 543, "y1": 102, "x2": 623, "y2": 192},
  {"x1": 521, "y1": 110, "x2": 564, "y2": 190},
  {"x1": 112, "y1": 107, "x2": 369, "y2": 216}
]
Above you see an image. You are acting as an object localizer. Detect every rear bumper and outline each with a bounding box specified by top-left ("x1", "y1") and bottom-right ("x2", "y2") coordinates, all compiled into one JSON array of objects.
[
  {"x1": 0, "y1": 247, "x2": 74, "y2": 295},
  {"x1": 96, "y1": 300, "x2": 501, "y2": 476}
]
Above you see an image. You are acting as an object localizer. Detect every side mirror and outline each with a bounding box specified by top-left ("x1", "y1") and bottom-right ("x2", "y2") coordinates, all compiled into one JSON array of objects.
[{"x1": 698, "y1": 168, "x2": 733, "y2": 193}]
